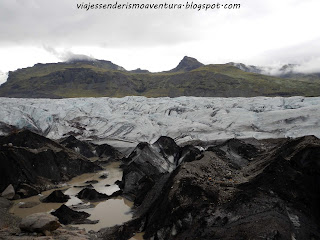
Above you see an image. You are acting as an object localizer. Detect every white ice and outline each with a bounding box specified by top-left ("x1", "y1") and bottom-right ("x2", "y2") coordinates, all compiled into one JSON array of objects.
[{"x1": 0, "y1": 96, "x2": 320, "y2": 145}]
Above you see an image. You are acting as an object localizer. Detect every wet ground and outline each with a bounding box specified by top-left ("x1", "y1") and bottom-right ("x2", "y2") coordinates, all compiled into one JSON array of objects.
[{"x1": 9, "y1": 162, "x2": 134, "y2": 232}]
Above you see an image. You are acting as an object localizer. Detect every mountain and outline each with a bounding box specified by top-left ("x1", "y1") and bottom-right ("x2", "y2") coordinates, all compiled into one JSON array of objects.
[
  {"x1": 130, "y1": 68, "x2": 150, "y2": 74},
  {"x1": 1, "y1": 57, "x2": 320, "y2": 98},
  {"x1": 168, "y1": 56, "x2": 204, "y2": 72},
  {"x1": 227, "y1": 62, "x2": 264, "y2": 74},
  {"x1": 228, "y1": 62, "x2": 320, "y2": 83}
]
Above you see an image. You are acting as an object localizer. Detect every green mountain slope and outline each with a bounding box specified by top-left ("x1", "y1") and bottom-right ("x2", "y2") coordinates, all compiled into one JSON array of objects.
[{"x1": 1, "y1": 57, "x2": 320, "y2": 98}]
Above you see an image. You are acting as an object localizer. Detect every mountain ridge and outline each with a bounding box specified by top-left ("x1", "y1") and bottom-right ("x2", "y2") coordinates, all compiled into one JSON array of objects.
[
  {"x1": 228, "y1": 62, "x2": 320, "y2": 83},
  {"x1": 1, "y1": 56, "x2": 320, "y2": 98}
]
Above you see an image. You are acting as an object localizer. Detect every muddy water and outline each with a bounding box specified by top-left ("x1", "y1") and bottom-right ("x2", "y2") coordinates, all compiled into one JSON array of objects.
[
  {"x1": 129, "y1": 232, "x2": 145, "y2": 240},
  {"x1": 10, "y1": 162, "x2": 133, "y2": 232}
]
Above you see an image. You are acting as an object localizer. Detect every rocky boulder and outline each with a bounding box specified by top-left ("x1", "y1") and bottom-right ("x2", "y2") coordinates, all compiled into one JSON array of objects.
[
  {"x1": 59, "y1": 135, "x2": 123, "y2": 161},
  {"x1": 121, "y1": 136, "x2": 202, "y2": 204},
  {"x1": 41, "y1": 190, "x2": 70, "y2": 203},
  {"x1": 16, "y1": 183, "x2": 40, "y2": 198},
  {"x1": 0, "y1": 130, "x2": 102, "y2": 195},
  {"x1": 59, "y1": 135, "x2": 96, "y2": 158},
  {"x1": 94, "y1": 143, "x2": 123, "y2": 160},
  {"x1": 20, "y1": 213, "x2": 60, "y2": 233},
  {"x1": 1, "y1": 184, "x2": 15, "y2": 199},
  {"x1": 77, "y1": 188, "x2": 109, "y2": 201},
  {"x1": 51, "y1": 204, "x2": 98, "y2": 225}
]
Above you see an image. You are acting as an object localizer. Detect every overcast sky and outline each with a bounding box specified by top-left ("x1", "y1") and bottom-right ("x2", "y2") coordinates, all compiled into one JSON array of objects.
[{"x1": 1, "y1": 0, "x2": 320, "y2": 80}]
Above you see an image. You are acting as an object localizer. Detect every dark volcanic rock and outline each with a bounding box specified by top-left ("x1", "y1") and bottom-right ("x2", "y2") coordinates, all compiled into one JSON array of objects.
[
  {"x1": 74, "y1": 184, "x2": 94, "y2": 188},
  {"x1": 97, "y1": 218, "x2": 142, "y2": 240},
  {"x1": 85, "y1": 180, "x2": 99, "y2": 184},
  {"x1": 0, "y1": 129, "x2": 51, "y2": 149},
  {"x1": 94, "y1": 143, "x2": 123, "y2": 160},
  {"x1": 60, "y1": 135, "x2": 123, "y2": 161},
  {"x1": 0, "y1": 130, "x2": 102, "y2": 195},
  {"x1": 51, "y1": 204, "x2": 98, "y2": 225},
  {"x1": 41, "y1": 190, "x2": 70, "y2": 203},
  {"x1": 16, "y1": 183, "x2": 40, "y2": 198},
  {"x1": 207, "y1": 138, "x2": 261, "y2": 169},
  {"x1": 143, "y1": 136, "x2": 320, "y2": 239},
  {"x1": 77, "y1": 188, "x2": 109, "y2": 201},
  {"x1": 108, "y1": 190, "x2": 123, "y2": 198},
  {"x1": 101, "y1": 136, "x2": 320, "y2": 240},
  {"x1": 121, "y1": 136, "x2": 202, "y2": 204},
  {"x1": 59, "y1": 135, "x2": 96, "y2": 158},
  {"x1": 99, "y1": 173, "x2": 108, "y2": 179}
]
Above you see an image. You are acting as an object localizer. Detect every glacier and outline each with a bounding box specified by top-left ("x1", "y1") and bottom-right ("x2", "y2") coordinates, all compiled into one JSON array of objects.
[{"x1": 0, "y1": 96, "x2": 320, "y2": 147}]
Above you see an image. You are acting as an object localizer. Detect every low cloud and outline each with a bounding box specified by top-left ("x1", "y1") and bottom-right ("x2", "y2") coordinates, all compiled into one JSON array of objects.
[
  {"x1": 260, "y1": 58, "x2": 320, "y2": 76},
  {"x1": 246, "y1": 38, "x2": 320, "y2": 75},
  {"x1": 294, "y1": 57, "x2": 320, "y2": 74},
  {"x1": 42, "y1": 45, "x2": 95, "y2": 62},
  {"x1": 0, "y1": 71, "x2": 8, "y2": 86}
]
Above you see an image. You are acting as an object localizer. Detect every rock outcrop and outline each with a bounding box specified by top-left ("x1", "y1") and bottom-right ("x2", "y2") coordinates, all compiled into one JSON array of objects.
[
  {"x1": 0, "y1": 130, "x2": 102, "y2": 196},
  {"x1": 51, "y1": 204, "x2": 98, "y2": 225},
  {"x1": 77, "y1": 188, "x2": 109, "y2": 201},
  {"x1": 41, "y1": 190, "x2": 70, "y2": 203},
  {"x1": 59, "y1": 135, "x2": 123, "y2": 161},
  {"x1": 121, "y1": 136, "x2": 202, "y2": 204},
  {"x1": 76, "y1": 188, "x2": 123, "y2": 201},
  {"x1": 1, "y1": 184, "x2": 15, "y2": 200},
  {"x1": 168, "y1": 56, "x2": 204, "y2": 72},
  {"x1": 100, "y1": 136, "x2": 320, "y2": 240},
  {"x1": 19, "y1": 213, "x2": 60, "y2": 234}
]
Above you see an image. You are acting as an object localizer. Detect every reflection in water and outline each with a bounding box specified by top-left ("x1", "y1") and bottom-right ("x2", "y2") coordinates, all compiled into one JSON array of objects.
[
  {"x1": 74, "y1": 198, "x2": 133, "y2": 231},
  {"x1": 10, "y1": 162, "x2": 134, "y2": 232}
]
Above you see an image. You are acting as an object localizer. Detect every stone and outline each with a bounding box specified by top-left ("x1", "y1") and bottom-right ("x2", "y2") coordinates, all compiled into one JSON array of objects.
[
  {"x1": 51, "y1": 204, "x2": 98, "y2": 225},
  {"x1": 0, "y1": 197, "x2": 12, "y2": 209},
  {"x1": 41, "y1": 190, "x2": 70, "y2": 203},
  {"x1": 19, "y1": 202, "x2": 40, "y2": 208},
  {"x1": 99, "y1": 173, "x2": 108, "y2": 179},
  {"x1": 77, "y1": 188, "x2": 108, "y2": 201},
  {"x1": 16, "y1": 183, "x2": 39, "y2": 198},
  {"x1": 1, "y1": 184, "x2": 15, "y2": 200},
  {"x1": 71, "y1": 202, "x2": 95, "y2": 210},
  {"x1": 20, "y1": 213, "x2": 60, "y2": 233},
  {"x1": 85, "y1": 180, "x2": 99, "y2": 184},
  {"x1": 0, "y1": 130, "x2": 102, "y2": 195}
]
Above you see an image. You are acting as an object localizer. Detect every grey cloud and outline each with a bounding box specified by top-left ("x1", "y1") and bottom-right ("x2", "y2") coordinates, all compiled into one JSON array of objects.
[
  {"x1": 1, "y1": 0, "x2": 319, "y2": 73},
  {"x1": 0, "y1": 0, "x2": 202, "y2": 48}
]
